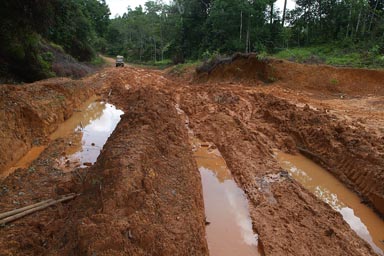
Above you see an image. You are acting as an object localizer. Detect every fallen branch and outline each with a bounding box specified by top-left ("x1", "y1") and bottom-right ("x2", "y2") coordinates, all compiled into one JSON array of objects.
[
  {"x1": 0, "y1": 199, "x2": 54, "y2": 220},
  {"x1": 0, "y1": 193, "x2": 78, "y2": 225}
]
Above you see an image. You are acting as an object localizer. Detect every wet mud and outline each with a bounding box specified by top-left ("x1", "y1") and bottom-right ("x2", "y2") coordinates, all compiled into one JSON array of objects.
[
  {"x1": 276, "y1": 152, "x2": 384, "y2": 255},
  {"x1": 1, "y1": 60, "x2": 383, "y2": 255},
  {"x1": 0, "y1": 78, "x2": 94, "y2": 173},
  {"x1": 55, "y1": 101, "x2": 123, "y2": 170}
]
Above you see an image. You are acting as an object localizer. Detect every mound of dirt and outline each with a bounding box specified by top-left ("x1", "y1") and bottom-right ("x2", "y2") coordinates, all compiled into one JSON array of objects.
[
  {"x1": 0, "y1": 78, "x2": 94, "y2": 173},
  {"x1": 194, "y1": 53, "x2": 384, "y2": 96},
  {"x1": 273, "y1": 59, "x2": 384, "y2": 96},
  {"x1": 195, "y1": 53, "x2": 275, "y2": 83}
]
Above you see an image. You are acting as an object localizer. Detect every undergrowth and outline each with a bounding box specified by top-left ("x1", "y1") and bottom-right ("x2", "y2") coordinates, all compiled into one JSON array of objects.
[{"x1": 273, "y1": 44, "x2": 384, "y2": 69}]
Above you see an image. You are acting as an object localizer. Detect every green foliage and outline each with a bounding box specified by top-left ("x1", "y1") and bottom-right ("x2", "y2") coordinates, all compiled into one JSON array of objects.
[
  {"x1": 89, "y1": 56, "x2": 106, "y2": 67},
  {"x1": 0, "y1": 0, "x2": 111, "y2": 82},
  {"x1": 330, "y1": 78, "x2": 339, "y2": 85},
  {"x1": 273, "y1": 44, "x2": 384, "y2": 68}
]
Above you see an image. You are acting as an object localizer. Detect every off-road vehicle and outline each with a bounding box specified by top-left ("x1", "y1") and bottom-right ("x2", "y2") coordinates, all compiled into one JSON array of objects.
[{"x1": 116, "y1": 55, "x2": 124, "y2": 67}]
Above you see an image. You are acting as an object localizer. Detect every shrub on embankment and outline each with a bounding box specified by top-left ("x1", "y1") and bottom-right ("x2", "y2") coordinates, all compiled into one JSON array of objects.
[{"x1": 0, "y1": 0, "x2": 110, "y2": 83}]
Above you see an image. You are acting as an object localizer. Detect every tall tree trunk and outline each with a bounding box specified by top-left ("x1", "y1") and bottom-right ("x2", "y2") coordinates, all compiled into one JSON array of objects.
[
  {"x1": 270, "y1": 1, "x2": 274, "y2": 24},
  {"x1": 160, "y1": 17, "x2": 163, "y2": 61},
  {"x1": 245, "y1": 14, "x2": 250, "y2": 53},
  {"x1": 240, "y1": 11, "x2": 243, "y2": 41},
  {"x1": 282, "y1": 0, "x2": 287, "y2": 27},
  {"x1": 154, "y1": 38, "x2": 157, "y2": 62},
  {"x1": 318, "y1": 0, "x2": 322, "y2": 31},
  {"x1": 368, "y1": 0, "x2": 379, "y2": 32},
  {"x1": 356, "y1": 9, "x2": 362, "y2": 35},
  {"x1": 346, "y1": 5, "x2": 352, "y2": 38}
]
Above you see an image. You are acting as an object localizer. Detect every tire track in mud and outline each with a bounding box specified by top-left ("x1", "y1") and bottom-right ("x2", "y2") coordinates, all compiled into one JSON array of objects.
[
  {"x1": 178, "y1": 86, "x2": 379, "y2": 255},
  {"x1": 60, "y1": 87, "x2": 209, "y2": 255},
  {"x1": 253, "y1": 93, "x2": 384, "y2": 217},
  {"x1": 1, "y1": 64, "x2": 383, "y2": 255}
]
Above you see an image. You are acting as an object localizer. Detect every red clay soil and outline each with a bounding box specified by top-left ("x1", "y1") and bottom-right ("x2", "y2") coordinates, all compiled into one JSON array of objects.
[
  {"x1": 191, "y1": 56, "x2": 384, "y2": 217},
  {"x1": 195, "y1": 54, "x2": 384, "y2": 96},
  {"x1": 0, "y1": 78, "x2": 94, "y2": 171},
  {"x1": 0, "y1": 59, "x2": 383, "y2": 256},
  {"x1": 65, "y1": 86, "x2": 208, "y2": 255},
  {"x1": 0, "y1": 84, "x2": 208, "y2": 255},
  {"x1": 177, "y1": 85, "x2": 380, "y2": 255}
]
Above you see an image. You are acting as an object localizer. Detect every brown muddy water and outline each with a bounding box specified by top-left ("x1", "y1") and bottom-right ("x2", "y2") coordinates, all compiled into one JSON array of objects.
[
  {"x1": 3, "y1": 98, "x2": 123, "y2": 177},
  {"x1": 54, "y1": 100, "x2": 123, "y2": 169},
  {"x1": 195, "y1": 141, "x2": 261, "y2": 256},
  {"x1": 276, "y1": 152, "x2": 384, "y2": 256},
  {"x1": 175, "y1": 104, "x2": 261, "y2": 256}
]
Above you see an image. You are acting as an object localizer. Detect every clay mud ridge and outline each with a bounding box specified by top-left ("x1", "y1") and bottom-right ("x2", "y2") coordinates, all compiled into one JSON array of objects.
[
  {"x1": 0, "y1": 60, "x2": 383, "y2": 255},
  {"x1": 0, "y1": 78, "x2": 94, "y2": 171}
]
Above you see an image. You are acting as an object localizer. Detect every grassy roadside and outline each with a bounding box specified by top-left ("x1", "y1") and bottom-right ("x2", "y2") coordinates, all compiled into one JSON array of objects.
[{"x1": 271, "y1": 44, "x2": 384, "y2": 69}]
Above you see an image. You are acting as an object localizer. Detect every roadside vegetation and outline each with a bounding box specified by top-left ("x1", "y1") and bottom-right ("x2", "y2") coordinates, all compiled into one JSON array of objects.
[
  {"x1": 104, "y1": 0, "x2": 384, "y2": 68},
  {"x1": 0, "y1": 0, "x2": 110, "y2": 82},
  {"x1": 272, "y1": 44, "x2": 384, "y2": 68},
  {"x1": 0, "y1": 0, "x2": 383, "y2": 82}
]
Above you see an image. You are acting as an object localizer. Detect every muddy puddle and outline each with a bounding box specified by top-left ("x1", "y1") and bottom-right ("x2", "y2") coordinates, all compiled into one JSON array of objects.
[
  {"x1": 276, "y1": 152, "x2": 384, "y2": 255},
  {"x1": 2, "y1": 97, "x2": 123, "y2": 177},
  {"x1": 175, "y1": 104, "x2": 261, "y2": 256},
  {"x1": 54, "y1": 99, "x2": 124, "y2": 169}
]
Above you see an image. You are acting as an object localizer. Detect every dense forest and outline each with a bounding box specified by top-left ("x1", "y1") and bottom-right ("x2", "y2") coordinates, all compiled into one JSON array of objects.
[
  {"x1": 106, "y1": 0, "x2": 384, "y2": 64},
  {"x1": 0, "y1": 0, "x2": 383, "y2": 82},
  {"x1": 0, "y1": 0, "x2": 110, "y2": 82}
]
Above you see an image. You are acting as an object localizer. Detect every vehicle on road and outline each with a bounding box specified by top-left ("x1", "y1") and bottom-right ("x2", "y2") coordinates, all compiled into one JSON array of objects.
[{"x1": 116, "y1": 55, "x2": 124, "y2": 67}]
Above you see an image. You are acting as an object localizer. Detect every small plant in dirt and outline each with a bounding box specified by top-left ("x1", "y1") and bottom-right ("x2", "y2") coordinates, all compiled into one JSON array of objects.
[
  {"x1": 330, "y1": 78, "x2": 339, "y2": 85},
  {"x1": 57, "y1": 95, "x2": 65, "y2": 101},
  {"x1": 267, "y1": 76, "x2": 278, "y2": 83}
]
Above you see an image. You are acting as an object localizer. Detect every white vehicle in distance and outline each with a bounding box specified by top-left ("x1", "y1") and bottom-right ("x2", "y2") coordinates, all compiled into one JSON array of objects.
[{"x1": 116, "y1": 55, "x2": 124, "y2": 67}]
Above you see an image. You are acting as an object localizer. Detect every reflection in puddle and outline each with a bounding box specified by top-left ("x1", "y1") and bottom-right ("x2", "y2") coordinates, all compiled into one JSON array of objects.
[
  {"x1": 175, "y1": 104, "x2": 260, "y2": 256},
  {"x1": 58, "y1": 101, "x2": 123, "y2": 168},
  {"x1": 276, "y1": 152, "x2": 384, "y2": 256},
  {"x1": 196, "y1": 142, "x2": 260, "y2": 256}
]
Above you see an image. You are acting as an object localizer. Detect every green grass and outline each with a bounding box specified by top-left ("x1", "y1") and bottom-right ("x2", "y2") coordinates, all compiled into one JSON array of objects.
[
  {"x1": 168, "y1": 60, "x2": 202, "y2": 75},
  {"x1": 272, "y1": 45, "x2": 384, "y2": 69},
  {"x1": 89, "y1": 55, "x2": 106, "y2": 67}
]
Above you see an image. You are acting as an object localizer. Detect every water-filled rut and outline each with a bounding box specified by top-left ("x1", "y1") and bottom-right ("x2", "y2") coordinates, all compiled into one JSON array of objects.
[
  {"x1": 176, "y1": 104, "x2": 261, "y2": 255},
  {"x1": 3, "y1": 97, "x2": 123, "y2": 176},
  {"x1": 276, "y1": 152, "x2": 384, "y2": 255}
]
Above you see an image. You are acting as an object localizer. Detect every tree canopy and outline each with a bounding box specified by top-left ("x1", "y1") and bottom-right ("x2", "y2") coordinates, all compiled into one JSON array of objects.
[
  {"x1": 104, "y1": 0, "x2": 383, "y2": 63},
  {"x1": 0, "y1": 0, "x2": 383, "y2": 81}
]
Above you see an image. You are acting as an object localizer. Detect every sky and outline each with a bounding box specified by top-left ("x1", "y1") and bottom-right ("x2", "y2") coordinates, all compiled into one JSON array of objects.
[{"x1": 105, "y1": 0, "x2": 296, "y2": 18}]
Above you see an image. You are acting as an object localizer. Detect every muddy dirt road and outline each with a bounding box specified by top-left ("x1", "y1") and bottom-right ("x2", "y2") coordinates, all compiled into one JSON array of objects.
[{"x1": 0, "y1": 57, "x2": 383, "y2": 255}]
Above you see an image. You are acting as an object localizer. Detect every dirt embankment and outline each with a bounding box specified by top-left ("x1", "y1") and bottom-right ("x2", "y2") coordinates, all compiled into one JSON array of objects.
[
  {"x1": 0, "y1": 78, "x2": 94, "y2": 172},
  {"x1": 195, "y1": 54, "x2": 384, "y2": 96}
]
